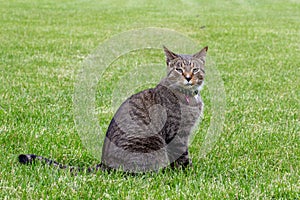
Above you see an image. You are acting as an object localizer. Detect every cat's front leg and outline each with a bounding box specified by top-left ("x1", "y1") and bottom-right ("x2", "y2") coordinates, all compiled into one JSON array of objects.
[
  {"x1": 170, "y1": 150, "x2": 192, "y2": 169},
  {"x1": 166, "y1": 134, "x2": 192, "y2": 170}
]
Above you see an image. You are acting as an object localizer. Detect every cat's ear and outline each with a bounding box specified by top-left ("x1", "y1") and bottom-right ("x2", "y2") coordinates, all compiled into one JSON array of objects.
[
  {"x1": 193, "y1": 46, "x2": 208, "y2": 63},
  {"x1": 163, "y1": 46, "x2": 179, "y2": 66}
]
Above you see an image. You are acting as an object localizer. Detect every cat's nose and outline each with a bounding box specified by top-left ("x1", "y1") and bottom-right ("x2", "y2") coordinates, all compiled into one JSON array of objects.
[{"x1": 185, "y1": 77, "x2": 192, "y2": 82}]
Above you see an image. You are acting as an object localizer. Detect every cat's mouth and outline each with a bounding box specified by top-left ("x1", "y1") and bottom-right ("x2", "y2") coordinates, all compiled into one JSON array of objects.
[
  {"x1": 183, "y1": 79, "x2": 195, "y2": 87},
  {"x1": 184, "y1": 82, "x2": 194, "y2": 87}
]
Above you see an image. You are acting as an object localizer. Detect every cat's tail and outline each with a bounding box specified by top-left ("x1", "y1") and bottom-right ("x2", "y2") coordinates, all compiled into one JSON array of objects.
[{"x1": 18, "y1": 154, "x2": 104, "y2": 173}]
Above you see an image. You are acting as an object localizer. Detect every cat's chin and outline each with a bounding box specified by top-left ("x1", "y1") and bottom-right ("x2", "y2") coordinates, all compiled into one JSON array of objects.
[{"x1": 184, "y1": 84, "x2": 199, "y2": 91}]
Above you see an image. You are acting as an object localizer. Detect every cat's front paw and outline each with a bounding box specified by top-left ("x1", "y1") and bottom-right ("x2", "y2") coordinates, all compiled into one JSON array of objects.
[
  {"x1": 170, "y1": 158, "x2": 192, "y2": 170},
  {"x1": 187, "y1": 158, "x2": 193, "y2": 168}
]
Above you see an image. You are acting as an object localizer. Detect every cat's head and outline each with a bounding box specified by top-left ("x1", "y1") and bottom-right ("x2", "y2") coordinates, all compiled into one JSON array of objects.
[{"x1": 163, "y1": 46, "x2": 208, "y2": 95}]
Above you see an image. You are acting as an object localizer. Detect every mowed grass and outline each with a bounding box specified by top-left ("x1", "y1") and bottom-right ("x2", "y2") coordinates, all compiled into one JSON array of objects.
[{"x1": 0, "y1": 0, "x2": 299, "y2": 199}]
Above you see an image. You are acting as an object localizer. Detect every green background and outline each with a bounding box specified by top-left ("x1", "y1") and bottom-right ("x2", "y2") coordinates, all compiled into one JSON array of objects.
[{"x1": 0, "y1": 0, "x2": 299, "y2": 199}]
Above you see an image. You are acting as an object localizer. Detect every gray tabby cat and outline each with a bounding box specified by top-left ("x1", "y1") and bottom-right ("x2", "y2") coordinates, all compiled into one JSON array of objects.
[{"x1": 19, "y1": 46, "x2": 208, "y2": 173}]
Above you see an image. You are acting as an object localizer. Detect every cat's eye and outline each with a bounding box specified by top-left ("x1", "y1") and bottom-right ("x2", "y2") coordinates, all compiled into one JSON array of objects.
[
  {"x1": 175, "y1": 68, "x2": 183, "y2": 73},
  {"x1": 192, "y1": 68, "x2": 200, "y2": 73}
]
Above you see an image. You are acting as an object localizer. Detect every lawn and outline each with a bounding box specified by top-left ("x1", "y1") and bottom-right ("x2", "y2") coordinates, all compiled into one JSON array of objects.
[{"x1": 0, "y1": 0, "x2": 299, "y2": 199}]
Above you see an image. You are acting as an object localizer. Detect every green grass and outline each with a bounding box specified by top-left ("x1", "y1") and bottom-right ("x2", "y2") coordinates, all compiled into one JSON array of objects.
[{"x1": 0, "y1": 0, "x2": 299, "y2": 199}]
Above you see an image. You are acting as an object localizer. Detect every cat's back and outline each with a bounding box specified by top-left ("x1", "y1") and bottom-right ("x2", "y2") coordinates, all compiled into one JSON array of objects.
[{"x1": 108, "y1": 84, "x2": 180, "y2": 133}]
